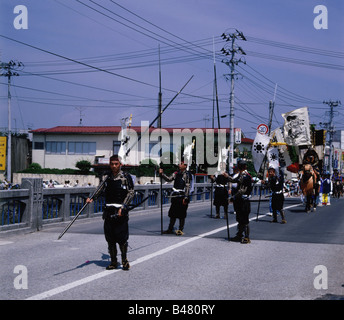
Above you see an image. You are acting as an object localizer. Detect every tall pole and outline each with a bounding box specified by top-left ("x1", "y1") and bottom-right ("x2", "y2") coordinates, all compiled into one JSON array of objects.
[
  {"x1": 268, "y1": 84, "x2": 277, "y2": 133},
  {"x1": 212, "y1": 38, "x2": 215, "y2": 130},
  {"x1": 268, "y1": 100, "x2": 274, "y2": 133},
  {"x1": 323, "y1": 100, "x2": 341, "y2": 174},
  {"x1": 329, "y1": 102, "x2": 334, "y2": 175},
  {"x1": 158, "y1": 44, "x2": 163, "y2": 234},
  {"x1": 220, "y1": 30, "x2": 246, "y2": 174},
  {"x1": 213, "y1": 37, "x2": 221, "y2": 130},
  {"x1": 7, "y1": 75, "x2": 11, "y2": 182},
  {"x1": 1, "y1": 60, "x2": 23, "y2": 182},
  {"x1": 158, "y1": 44, "x2": 162, "y2": 129},
  {"x1": 229, "y1": 37, "x2": 235, "y2": 174}
]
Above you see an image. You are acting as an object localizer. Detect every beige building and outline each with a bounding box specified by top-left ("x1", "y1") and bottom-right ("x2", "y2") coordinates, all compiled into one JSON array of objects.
[
  {"x1": 31, "y1": 126, "x2": 124, "y2": 169},
  {"x1": 30, "y1": 126, "x2": 253, "y2": 170}
]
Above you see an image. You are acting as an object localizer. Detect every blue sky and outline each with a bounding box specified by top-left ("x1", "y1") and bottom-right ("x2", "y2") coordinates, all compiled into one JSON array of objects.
[{"x1": 0, "y1": 0, "x2": 343, "y2": 138}]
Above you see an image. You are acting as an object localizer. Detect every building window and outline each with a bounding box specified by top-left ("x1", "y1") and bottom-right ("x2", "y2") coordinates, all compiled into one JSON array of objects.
[
  {"x1": 34, "y1": 142, "x2": 44, "y2": 150},
  {"x1": 46, "y1": 141, "x2": 66, "y2": 154},
  {"x1": 68, "y1": 142, "x2": 96, "y2": 155},
  {"x1": 113, "y1": 141, "x2": 121, "y2": 155}
]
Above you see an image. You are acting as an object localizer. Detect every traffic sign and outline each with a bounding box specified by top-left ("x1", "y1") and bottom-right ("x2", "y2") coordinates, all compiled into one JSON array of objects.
[
  {"x1": 235, "y1": 128, "x2": 241, "y2": 144},
  {"x1": 257, "y1": 123, "x2": 269, "y2": 135}
]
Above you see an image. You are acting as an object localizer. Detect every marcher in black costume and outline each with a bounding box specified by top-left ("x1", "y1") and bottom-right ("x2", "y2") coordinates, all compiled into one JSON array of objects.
[
  {"x1": 159, "y1": 161, "x2": 192, "y2": 236},
  {"x1": 87, "y1": 155, "x2": 134, "y2": 270},
  {"x1": 227, "y1": 160, "x2": 253, "y2": 244},
  {"x1": 210, "y1": 162, "x2": 229, "y2": 219},
  {"x1": 262, "y1": 166, "x2": 286, "y2": 224}
]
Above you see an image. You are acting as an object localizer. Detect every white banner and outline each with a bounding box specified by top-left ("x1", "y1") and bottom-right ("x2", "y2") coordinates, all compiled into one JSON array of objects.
[
  {"x1": 267, "y1": 147, "x2": 279, "y2": 172},
  {"x1": 270, "y1": 127, "x2": 292, "y2": 168},
  {"x1": 281, "y1": 107, "x2": 311, "y2": 146},
  {"x1": 217, "y1": 146, "x2": 229, "y2": 172},
  {"x1": 183, "y1": 140, "x2": 195, "y2": 170},
  {"x1": 252, "y1": 132, "x2": 270, "y2": 172}
]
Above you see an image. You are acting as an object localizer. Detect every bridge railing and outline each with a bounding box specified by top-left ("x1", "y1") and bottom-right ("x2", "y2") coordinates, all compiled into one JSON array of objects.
[{"x1": 0, "y1": 178, "x2": 266, "y2": 234}]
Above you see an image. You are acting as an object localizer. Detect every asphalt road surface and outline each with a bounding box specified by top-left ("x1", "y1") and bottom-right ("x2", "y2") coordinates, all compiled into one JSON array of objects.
[{"x1": 1, "y1": 196, "x2": 344, "y2": 302}]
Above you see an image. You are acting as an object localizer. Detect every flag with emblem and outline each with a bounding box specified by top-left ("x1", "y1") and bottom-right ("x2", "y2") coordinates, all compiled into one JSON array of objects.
[
  {"x1": 270, "y1": 127, "x2": 292, "y2": 168},
  {"x1": 252, "y1": 132, "x2": 270, "y2": 172},
  {"x1": 267, "y1": 147, "x2": 279, "y2": 172}
]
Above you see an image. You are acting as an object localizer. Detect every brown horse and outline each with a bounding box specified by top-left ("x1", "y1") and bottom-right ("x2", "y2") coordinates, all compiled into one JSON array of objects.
[{"x1": 300, "y1": 164, "x2": 318, "y2": 212}]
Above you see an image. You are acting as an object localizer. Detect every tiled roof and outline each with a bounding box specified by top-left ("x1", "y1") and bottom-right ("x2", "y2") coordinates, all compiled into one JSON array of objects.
[
  {"x1": 30, "y1": 126, "x2": 123, "y2": 134},
  {"x1": 30, "y1": 126, "x2": 253, "y2": 143}
]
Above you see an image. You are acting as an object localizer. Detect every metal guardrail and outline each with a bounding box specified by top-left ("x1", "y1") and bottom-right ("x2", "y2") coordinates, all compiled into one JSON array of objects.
[{"x1": 0, "y1": 179, "x2": 267, "y2": 234}]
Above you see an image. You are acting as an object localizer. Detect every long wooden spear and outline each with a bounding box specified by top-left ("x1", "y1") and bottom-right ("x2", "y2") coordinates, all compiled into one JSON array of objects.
[{"x1": 58, "y1": 76, "x2": 193, "y2": 240}]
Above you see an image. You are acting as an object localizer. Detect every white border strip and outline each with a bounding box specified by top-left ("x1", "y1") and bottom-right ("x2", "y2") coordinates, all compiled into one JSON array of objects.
[{"x1": 26, "y1": 203, "x2": 301, "y2": 300}]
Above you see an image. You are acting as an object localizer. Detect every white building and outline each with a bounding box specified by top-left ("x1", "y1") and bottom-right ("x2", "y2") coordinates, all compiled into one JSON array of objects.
[
  {"x1": 30, "y1": 126, "x2": 253, "y2": 171},
  {"x1": 31, "y1": 126, "x2": 125, "y2": 169}
]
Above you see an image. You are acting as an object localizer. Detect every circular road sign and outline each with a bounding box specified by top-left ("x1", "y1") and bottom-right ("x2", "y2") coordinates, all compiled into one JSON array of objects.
[{"x1": 257, "y1": 123, "x2": 269, "y2": 135}]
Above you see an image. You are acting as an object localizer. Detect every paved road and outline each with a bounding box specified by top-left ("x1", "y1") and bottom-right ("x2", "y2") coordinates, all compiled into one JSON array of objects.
[{"x1": 1, "y1": 197, "x2": 344, "y2": 302}]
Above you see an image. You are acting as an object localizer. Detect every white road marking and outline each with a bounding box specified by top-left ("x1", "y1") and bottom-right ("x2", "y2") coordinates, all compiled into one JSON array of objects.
[
  {"x1": 26, "y1": 203, "x2": 301, "y2": 300},
  {"x1": 0, "y1": 241, "x2": 13, "y2": 246}
]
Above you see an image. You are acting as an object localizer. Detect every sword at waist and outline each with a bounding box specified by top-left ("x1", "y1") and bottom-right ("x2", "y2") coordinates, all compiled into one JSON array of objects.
[{"x1": 106, "y1": 203, "x2": 122, "y2": 208}]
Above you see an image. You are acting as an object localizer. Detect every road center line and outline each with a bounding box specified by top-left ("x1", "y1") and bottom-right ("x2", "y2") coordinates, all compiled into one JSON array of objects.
[{"x1": 26, "y1": 203, "x2": 301, "y2": 300}]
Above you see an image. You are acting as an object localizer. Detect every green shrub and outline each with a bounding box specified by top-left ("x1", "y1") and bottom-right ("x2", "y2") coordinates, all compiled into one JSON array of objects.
[
  {"x1": 28, "y1": 162, "x2": 42, "y2": 170},
  {"x1": 75, "y1": 160, "x2": 92, "y2": 174}
]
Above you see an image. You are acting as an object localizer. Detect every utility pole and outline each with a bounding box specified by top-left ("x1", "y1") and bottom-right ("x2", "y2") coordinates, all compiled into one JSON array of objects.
[
  {"x1": 220, "y1": 29, "x2": 246, "y2": 174},
  {"x1": 213, "y1": 36, "x2": 221, "y2": 130},
  {"x1": 157, "y1": 44, "x2": 162, "y2": 129},
  {"x1": 0, "y1": 60, "x2": 23, "y2": 182},
  {"x1": 268, "y1": 101, "x2": 274, "y2": 133},
  {"x1": 323, "y1": 100, "x2": 341, "y2": 174},
  {"x1": 157, "y1": 44, "x2": 163, "y2": 234},
  {"x1": 268, "y1": 84, "x2": 278, "y2": 133}
]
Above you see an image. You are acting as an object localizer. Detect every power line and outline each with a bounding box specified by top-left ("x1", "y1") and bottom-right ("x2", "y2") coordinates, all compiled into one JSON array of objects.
[
  {"x1": 108, "y1": 0, "x2": 214, "y2": 57},
  {"x1": 246, "y1": 50, "x2": 344, "y2": 71},
  {"x1": 246, "y1": 35, "x2": 344, "y2": 59},
  {"x1": 0, "y1": 35, "x2": 218, "y2": 108},
  {"x1": 75, "y1": 0, "x2": 212, "y2": 60},
  {"x1": 238, "y1": 64, "x2": 323, "y2": 104},
  {"x1": 18, "y1": 70, "x2": 153, "y2": 100},
  {"x1": 0, "y1": 34, "x2": 159, "y2": 89},
  {"x1": 21, "y1": 53, "x2": 208, "y2": 76}
]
